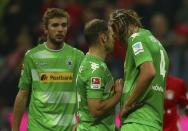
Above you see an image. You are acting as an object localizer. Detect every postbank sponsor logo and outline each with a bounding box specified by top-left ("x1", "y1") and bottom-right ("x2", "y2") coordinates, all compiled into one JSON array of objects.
[{"x1": 40, "y1": 72, "x2": 73, "y2": 82}]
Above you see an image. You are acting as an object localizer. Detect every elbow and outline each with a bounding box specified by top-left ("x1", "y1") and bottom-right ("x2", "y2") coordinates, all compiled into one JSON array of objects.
[
  {"x1": 89, "y1": 109, "x2": 102, "y2": 118},
  {"x1": 149, "y1": 69, "x2": 156, "y2": 80},
  {"x1": 141, "y1": 62, "x2": 156, "y2": 81},
  {"x1": 141, "y1": 67, "x2": 156, "y2": 82},
  {"x1": 88, "y1": 100, "x2": 106, "y2": 118},
  {"x1": 145, "y1": 70, "x2": 155, "y2": 82},
  {"x1": 140, "y1": 62, "x2": 156, "y2": 81}
]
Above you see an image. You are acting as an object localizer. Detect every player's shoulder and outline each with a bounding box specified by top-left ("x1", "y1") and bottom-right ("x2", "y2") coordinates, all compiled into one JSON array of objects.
[
  {"x1": 64, "y1": 43, "x2": 84, "y2": 56},
  {"x1": 80, "y1": 55, "x2": 106, "y2": 75},
  {"x1": 24, "y1": 43, "x2": 44, "y2": 56},
  {"x1": 129, "y1": 28, "x2": 148, "y2": 43}
]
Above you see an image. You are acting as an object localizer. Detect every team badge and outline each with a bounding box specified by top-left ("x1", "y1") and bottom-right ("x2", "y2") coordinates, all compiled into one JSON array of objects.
[
  {"x1": 91, "y1": 77, "x2": 101, "y2": 89},
  {"x1": 66, "y1": 57, "x2": 73, "y2": 69},
  {"x1": 132, "y1": 42, "x2": 144, "y2": 55}
]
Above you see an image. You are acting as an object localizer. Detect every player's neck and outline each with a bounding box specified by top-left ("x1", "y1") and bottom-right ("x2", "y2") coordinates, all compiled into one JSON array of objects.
[
  {"x1": 46, "y1": 41, "x2": 64, "y2": 50},
  {"x1": 88, "y1": 46, "x2": 106, "y2": 61},
  {"x1": 128, "y1": 25, "x2": 139, "y2": 37}
]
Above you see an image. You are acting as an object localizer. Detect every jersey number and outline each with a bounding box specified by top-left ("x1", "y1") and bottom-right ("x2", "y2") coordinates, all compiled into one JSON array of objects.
[{"x1": 160, "y1": 50, "x2": 166, "y2": 79}]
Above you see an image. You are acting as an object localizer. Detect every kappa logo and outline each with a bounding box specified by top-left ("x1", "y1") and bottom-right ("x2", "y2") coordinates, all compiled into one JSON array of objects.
[
  {"x1": 132, "y1": 42, "x2": 144, "y2": 55},
  {"x1": 131, "y1": 33, "x2": 139, "y2": 41},
  {"x1": 79, "y1": 65, "x2": 83, "y2": 73},
  {"x1": 89, "y1": 62, "x2": 99, "y2": 73},
  {"x1": 91, "y1": 77, "x2": 101, "y2": 89}
]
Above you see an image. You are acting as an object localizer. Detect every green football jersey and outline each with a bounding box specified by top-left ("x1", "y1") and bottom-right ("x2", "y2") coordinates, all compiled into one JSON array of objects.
[
  {"x1": 76, "y1": 54, "x2": 115, "y2": 131},
  {"x1": 121, "y1": 28, "x2": 169, "y2": 129},
  {"x1": 19, "y1": 43, "x2": 84, "y2": 131}
]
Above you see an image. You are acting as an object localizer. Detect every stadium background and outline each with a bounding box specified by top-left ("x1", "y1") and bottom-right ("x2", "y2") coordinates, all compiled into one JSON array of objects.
[{"x1": 0, "y1": 0, "x2": 188, "y2": 130}]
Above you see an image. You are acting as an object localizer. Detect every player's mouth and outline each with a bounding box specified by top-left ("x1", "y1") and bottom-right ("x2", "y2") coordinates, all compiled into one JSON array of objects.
[{"x1": 56, "y1": 34, "x2": 64, "y2": 39}]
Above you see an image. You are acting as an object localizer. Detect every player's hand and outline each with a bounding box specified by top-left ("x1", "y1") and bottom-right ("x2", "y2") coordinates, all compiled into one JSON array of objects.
[
  {"x1": 114, "y1": 79, "x2": 123, "y2": 94},
  {"x1": 120, "y1": 103, "x2": 143, "y2": 118}
]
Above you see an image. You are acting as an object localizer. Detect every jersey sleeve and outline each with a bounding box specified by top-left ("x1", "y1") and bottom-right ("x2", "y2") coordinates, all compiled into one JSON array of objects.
[
  {"x1": 85, "y1": 65, "x2": 105, "y2": 99},
  {"x1": 129, "y1": 37, "x2": 153, "y2": 68},
  {"x1": 18, "y1": 51, "x2": 32, "y2": 89}
]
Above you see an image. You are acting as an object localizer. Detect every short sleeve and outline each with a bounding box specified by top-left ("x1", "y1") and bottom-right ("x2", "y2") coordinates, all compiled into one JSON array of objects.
[
  {"x1": 129, "y1": 38, "x2": 153, "y2": 68},
  {"x1": 86, "y1": 66, "x2": 105, "y2": 99},
  {"x1": 18, "y1": 52, "x2": 32, "y2": 89}
]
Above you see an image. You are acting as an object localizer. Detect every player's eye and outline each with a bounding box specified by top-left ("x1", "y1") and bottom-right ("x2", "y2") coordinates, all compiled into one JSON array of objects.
[
  {"x1": 61, "y1": 23, "x2": 67, "y2": 27},
  {"x1": 51, "y1": 23, "x2": 59, "y2": 27}
]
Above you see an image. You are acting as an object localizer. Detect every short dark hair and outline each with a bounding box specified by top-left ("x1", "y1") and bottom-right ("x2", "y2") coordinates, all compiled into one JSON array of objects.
[
  {"x1": 84, "y1": 19, "x2": 108, "y2": 45},
  {"x1": 42, "y1": 8, "x2": 70, "y2": 29}
]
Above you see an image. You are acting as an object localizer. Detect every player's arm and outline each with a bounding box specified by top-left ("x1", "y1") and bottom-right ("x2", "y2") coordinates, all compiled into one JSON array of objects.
[
  {"x1": 121, "y1": 61, "x2": 155, "y2": 117},
  {"x1": 88, "y1": 79, "x2": 123, "y2": 117},
  {"x1": 12, "y1": 88, "x2": 29, "y2": 131}
]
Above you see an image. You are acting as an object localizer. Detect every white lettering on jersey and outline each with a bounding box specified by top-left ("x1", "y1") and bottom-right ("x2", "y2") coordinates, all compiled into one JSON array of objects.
[
  {"x1": 132, "y1": 42, "x2": 144, "y2": 55},
  {"x1": 130, "y1": 32, "x2": 139, "y2": 41},
  {"x1": 152, "y1": 85, "x2": 164, "y2": 92},
  {"x1": 79, "y1": 65, "x2": 83, "y2": 73},
  {"x1": 89, "y1": 62, "x2": 99, "y2": 73}
]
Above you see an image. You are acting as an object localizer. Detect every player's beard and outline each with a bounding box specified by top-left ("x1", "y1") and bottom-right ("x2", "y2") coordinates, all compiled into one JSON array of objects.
[{"x1": 49, "y1": 35, "x2": 64, "y2": 46}]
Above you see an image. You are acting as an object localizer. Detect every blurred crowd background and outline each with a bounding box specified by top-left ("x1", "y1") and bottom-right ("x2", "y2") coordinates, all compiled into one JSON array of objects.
[{"x1": 0, "y1": 0, "x2": 188, "y2": 130}]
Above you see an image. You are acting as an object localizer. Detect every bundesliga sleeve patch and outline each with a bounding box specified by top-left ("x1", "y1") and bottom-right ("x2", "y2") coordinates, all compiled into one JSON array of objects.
[
  {"x1": 132, "y1": 42, "x2": 144, "y2": 55},
  {"x1": 91, "y1": 77, "x2": 101, "y2": 89}
]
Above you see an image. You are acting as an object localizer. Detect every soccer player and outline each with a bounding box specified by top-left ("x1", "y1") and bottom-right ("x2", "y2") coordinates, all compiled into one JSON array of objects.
[
  {"x1": 12, "y1": 8, "x2": 84, "y2": 131},
  {"x1": 76, "y1": 19, "x2": 123, "y2": 131},
  {"x1": 109, "y1": 9, "x2": 169, "y2": 131},
  {"x1": 163, "y1": 74, "x2": 188, "y2": 131}
]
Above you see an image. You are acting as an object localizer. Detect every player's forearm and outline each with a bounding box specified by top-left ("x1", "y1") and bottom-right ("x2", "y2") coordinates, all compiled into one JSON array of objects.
[
  {"x1": 125, "y1": 65, "x2": 155, "y2": 107},
  {"x1": 92, "y1": 92, "x2": 121, "y2": 117},
  {"x1": 12, "y1": 91, "x2": 28, "y2": 131}
]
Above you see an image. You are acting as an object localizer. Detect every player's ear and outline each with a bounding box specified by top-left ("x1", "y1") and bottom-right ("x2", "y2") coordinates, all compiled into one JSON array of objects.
[
  {"x1": 100, "y1": 32, "x2": 107, "y2": 44},
  {"x1": 43, "y1": 25, "x2": 48, "y2": 35}
]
